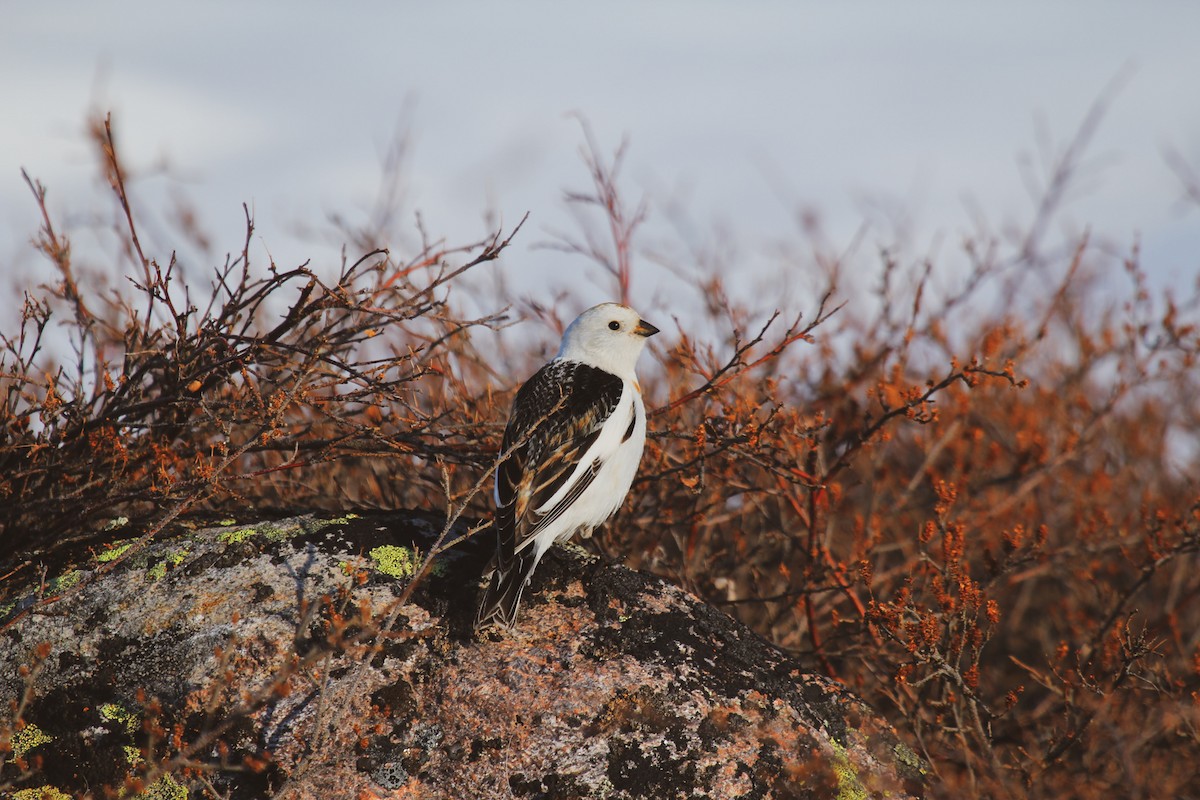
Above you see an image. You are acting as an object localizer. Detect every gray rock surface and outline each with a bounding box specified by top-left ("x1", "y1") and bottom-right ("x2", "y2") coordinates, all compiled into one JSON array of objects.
[{"x1": 0, "y1": 511, "x2": 927, "y2": 799}]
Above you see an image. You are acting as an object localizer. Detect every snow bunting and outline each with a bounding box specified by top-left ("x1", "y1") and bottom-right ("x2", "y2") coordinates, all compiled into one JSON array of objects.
[{"x1": 475, "y1": 302, "x2": 659, "y2": 629}]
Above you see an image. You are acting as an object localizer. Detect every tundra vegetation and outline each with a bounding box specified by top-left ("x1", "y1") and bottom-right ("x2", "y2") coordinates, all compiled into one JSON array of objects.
[{"x1": 1, "y1": 111, "x2": 1198, "y2": 798}]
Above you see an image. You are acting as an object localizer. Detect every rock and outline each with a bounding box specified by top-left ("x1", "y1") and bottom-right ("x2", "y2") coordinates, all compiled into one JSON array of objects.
[{"x1": 0, "y1": 511, "x2": 927, "y2": 799}]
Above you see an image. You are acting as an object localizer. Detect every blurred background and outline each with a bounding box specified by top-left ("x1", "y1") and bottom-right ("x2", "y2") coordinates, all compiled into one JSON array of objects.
[{"x1": 3, "y1": 0, "x2": 1198, "y2": 313}]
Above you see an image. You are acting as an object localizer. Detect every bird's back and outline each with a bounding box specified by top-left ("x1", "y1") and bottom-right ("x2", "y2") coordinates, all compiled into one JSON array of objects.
[{"x1": 478, "y1": 359, "x2": 644, "y2": 628}]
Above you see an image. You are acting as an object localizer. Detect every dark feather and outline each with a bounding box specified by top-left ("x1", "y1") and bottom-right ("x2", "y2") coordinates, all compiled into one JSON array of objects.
[
  {"x1": 474, "y1": 548, "x2": 537, "y2": 630},
  {"x1": 476, "y1": 360, "x2": 625, "y2": 628}
]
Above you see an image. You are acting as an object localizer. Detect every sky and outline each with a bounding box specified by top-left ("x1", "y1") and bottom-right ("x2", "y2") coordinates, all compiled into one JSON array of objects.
[{"x1": 2, "y1": 1, "x2": 1199, "y2": 320}]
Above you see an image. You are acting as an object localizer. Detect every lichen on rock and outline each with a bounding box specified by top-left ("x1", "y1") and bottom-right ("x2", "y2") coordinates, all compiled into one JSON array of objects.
[{"x1": 0, "y1": 510, "x2": 927, "y2": 799}]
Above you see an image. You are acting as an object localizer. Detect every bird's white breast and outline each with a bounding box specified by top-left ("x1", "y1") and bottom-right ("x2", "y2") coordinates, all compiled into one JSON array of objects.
[{"x1": 530, "y1": 379, "x2": 646, "y2": 560}]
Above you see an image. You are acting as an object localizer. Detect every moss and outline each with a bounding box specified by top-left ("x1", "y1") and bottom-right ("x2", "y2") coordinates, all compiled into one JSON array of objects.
[
  {"x1": 96, "y1": 540, "x2": 136, "y2": 563},
  {"x1": 13, "y1": 787, "x2": 72, "y2": 800},
  {"x1": 369, "y1": 545, "x2": 418, "y2": 580},
  {"x1": 11, "y1": 722, "x2": 52, "y2": 757},
  {"x1": 829, "y1": 738, "x2": 868, "y2": 800},
  {"x1": 100, "y1": 702, "x2": 139, "y2": 734}
]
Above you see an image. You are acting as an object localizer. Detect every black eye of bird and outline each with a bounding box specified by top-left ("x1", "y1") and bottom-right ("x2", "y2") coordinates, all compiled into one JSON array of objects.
[{"x1": 608, "y1": 320, "x2": 620, "y2": 330}]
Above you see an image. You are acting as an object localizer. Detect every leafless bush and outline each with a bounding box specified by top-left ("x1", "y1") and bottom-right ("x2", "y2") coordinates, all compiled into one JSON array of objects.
[
  {"x1": 0, "y1": 114, "x2": 522, "y2": 589},
  {"x1": 2, "y1": 105, "x2": 1198, "y2": 798}
]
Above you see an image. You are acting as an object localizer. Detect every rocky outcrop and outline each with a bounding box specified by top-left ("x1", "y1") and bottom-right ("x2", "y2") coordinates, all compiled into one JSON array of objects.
[{"x1": 0, "y1": 512, "x2": 927, "y2": 799}]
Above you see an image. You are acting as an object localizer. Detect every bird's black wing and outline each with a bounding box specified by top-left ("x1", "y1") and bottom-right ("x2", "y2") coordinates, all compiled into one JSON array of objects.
[
  {"x1": 496, "y1": 360, "x2": 626, "y2": 559},
  {"x1": 476, "y1": 360, "x2": 628, "y2": 628}
]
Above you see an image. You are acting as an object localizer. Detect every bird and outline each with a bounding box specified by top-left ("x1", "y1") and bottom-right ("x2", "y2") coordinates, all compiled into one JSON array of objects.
[{"x1": 475, "y1": 302, "x2": 659, "y2": 629}]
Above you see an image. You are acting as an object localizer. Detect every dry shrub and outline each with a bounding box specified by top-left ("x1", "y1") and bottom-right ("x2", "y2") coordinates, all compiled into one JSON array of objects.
[
  {"x1": 614, "y1": 120, "x2": 1200, "y2": 796},
  {"x1": 0, "y1": 115, "x2": 522, "y2": 578},
  {"x1": 2, "y1": 110, "x2": 1198, "y2": 798}
]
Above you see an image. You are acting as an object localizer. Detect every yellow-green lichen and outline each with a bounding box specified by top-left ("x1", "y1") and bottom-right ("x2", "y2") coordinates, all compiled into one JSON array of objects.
[
  {"x1": 138, "y1": 773, "x2": 187, "y2": 800},
  {"x1": 50, "y1": 569, "x2": 84, "y2": 593},
  {"x1": 11, "y1": 722, "x2": 52, "y2": 757},
  {"x1": 103, "y1": 515, "x2": 130, "y2": 531},
  {"x1": 212, "y1": 519, "x2": 290, "y2": 543},
  {"x1": 97, "y1": 540, "x2": 136, "y2": 563},
  {"x1": 212, "y1": 513, "x2": 362, "y2": 546},
  {"x1": 217, "y1": 527, "x2": 257, "y2": 544},
  {"x1": 369, "y1": 545, "x2": 418, "y2": 580},
  {"x1": 259, "y1": 523, "x2": 296, "y2": 542},
  {"x1": 893, "y1": 741, "x2": 927, "y2": 776},
  {"x1": 100, "y1": 703, "x2": 139, "y2": 734},
  {"x1": 123, "y1": 744, "x2": 143, "y2": 764},
  {"x1": 14, "y1": 787, "x2": 72, "y2": 800},
  {"x1": 829, "y1": 738, "x2": 868, "y2": 800},
  {"x1": 146, "y1": 550, "x2": 189, "y2": 581},
  {"x1": 289, "y1": 513, "x2": 359, "y2": 539},
  {"x1": 234, "y1": 521, "x2": 290, "y2": 542}
]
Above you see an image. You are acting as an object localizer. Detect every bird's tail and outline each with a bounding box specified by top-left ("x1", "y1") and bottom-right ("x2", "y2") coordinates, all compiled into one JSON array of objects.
[{"x1": 474, "y1": 549, "x2": 540, "y2": 630}]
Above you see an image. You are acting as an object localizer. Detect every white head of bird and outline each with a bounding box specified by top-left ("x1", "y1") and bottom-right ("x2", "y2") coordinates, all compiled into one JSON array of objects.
[{"x1": 555, "y1": 302, "x2": 659, "y2": 379}]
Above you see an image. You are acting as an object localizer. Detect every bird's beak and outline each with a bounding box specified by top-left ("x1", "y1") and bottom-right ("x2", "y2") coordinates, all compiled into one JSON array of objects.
[{"x1": 635, "y1": 319, "x2": 660, "y2": 338}]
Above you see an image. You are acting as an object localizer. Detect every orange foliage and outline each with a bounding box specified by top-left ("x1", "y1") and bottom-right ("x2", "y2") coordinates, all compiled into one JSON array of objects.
[{"x1": 2, "y1": 113, "x2": 1198, "y2": 798}]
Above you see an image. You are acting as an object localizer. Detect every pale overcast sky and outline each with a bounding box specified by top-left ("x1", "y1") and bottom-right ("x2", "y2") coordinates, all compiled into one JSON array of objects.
[{"x1": 3, "y1": 1, "x2": 1198, "y2": 314}]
